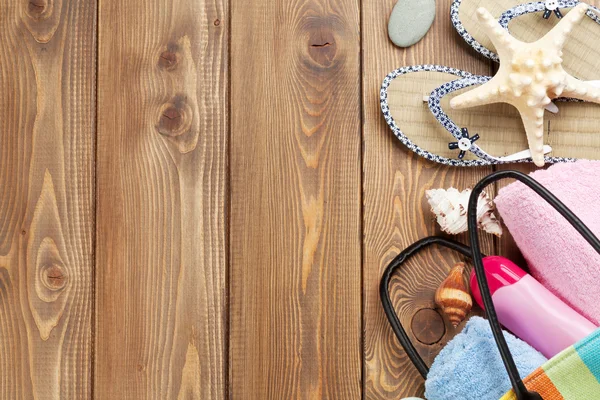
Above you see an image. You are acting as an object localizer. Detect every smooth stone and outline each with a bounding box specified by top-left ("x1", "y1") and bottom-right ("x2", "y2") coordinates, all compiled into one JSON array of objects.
[{"x1": 388, "y1": 0, "x2": 436, "y2": 48}]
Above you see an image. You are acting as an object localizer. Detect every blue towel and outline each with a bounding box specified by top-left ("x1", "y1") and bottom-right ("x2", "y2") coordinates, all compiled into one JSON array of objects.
[{"x1": 424, "y1": 317, "x2": 547, "y2": 400}]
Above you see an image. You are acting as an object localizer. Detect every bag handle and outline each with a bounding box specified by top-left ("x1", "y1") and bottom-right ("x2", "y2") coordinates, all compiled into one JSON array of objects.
[
  {"x1": 468, "y1": 170, "x2": 600, "y2": 399},
  {"x1": 379, "y1": 236, "x2": 475, "y2": 379},
  {"x1": 380, "y1": 170, "x2": 600, "y2": 400}
]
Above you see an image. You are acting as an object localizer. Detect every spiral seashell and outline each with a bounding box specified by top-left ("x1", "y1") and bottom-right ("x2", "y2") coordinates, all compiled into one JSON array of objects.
[{"x1": 435, "y1": 262, "x2": 473, "y2": 327}]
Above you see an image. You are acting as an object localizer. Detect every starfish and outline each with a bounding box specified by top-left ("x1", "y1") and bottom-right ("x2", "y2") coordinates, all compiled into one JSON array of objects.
[{"x1": 450, "y1": 3, "x2": 600, "y2": 166}]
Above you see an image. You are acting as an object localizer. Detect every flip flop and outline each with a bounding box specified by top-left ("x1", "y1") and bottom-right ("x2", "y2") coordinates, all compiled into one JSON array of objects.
[
  {"x1": 380, "y1": 64, "x2": 599, "y2": 166},
  {"x1": 451, "y1": 0, "x2": 600, "y2": 77},
  {"x1": 448, "y1": 2, "x2": 600, "y2": 165}
]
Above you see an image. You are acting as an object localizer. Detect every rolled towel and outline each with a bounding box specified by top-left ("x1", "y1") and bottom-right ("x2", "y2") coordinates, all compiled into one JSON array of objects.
[
  {"x1": 494, "y1": 161, "x2": 600, "y2": 324},
  {"x1": 424, "y1": 317, "x2": 546, "y2": 400}
]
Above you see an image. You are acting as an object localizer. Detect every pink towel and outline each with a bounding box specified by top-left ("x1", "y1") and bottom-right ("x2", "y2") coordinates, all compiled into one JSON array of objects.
[{"x1": 495, "y1": 161, "x2": 600, "y2": 325}]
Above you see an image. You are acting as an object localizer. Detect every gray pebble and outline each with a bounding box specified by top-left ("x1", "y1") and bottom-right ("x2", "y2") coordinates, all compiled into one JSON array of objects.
[{"x1": 388, "y1": 0, "x2": 436, "y2": 48}]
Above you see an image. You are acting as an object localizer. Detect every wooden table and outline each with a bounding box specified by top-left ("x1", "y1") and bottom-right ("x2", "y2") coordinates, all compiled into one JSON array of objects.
[{"x1": 0, "y1": 0, "x2": 538, "y2": 398}]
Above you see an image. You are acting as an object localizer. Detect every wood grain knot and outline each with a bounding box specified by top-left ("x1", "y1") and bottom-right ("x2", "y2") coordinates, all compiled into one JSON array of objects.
[
  {"x1": 158, "y1": 50, "x2": 179, "y2": 70},
  {"x1": 35, "y1": 236, "x2": 70, "y2": 304},
  {"x1": 40, "y1": 263, "x2": 68, "y2": 291},
  {"x1": 214, "y1": 19, "x2": 220, "y2": 26},
  {"x1": 27, "y1": 0, "x2": 48, "y2": 18},
  {"x1": 23, "y1": 0, "x2": 60, "y2": 42},
  {"x1": 307, "y1": 28, "x2": 336, "y2": 66},
  {"x1": 411, "y1": 308, "x2": 446, "y2": 345},
  {"x1": 156, "y1": 96, "x2": 192, "y2": 137}
]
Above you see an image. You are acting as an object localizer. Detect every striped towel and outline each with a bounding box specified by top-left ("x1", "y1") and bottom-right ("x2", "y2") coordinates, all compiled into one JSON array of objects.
[{"x1": 501, "y1": 329, "x2": 600, "y2": 399}]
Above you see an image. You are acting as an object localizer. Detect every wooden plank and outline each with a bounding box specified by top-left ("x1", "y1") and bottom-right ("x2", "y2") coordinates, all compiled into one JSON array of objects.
[
  {"x1": 229, "y1": 0, "x2": 362, "y2": 397},
  {"x1": 95, "y1": 0, "x2": 228, "y2": 398},
  {"x1": 0, "y1": 0, "x2": 96, "y2": 398},
  {"x1": 362, "y1": 0, "x2": 496, "y2": 398}
]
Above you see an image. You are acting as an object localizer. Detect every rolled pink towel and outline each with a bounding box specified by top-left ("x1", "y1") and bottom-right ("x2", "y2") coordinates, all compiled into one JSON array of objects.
[{"x1": 495, "y1": 161, "x2": 600, "y2": 325}]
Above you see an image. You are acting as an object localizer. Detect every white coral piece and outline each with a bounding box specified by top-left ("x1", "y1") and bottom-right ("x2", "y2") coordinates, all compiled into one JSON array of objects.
[{"x1": 426, "y1": 188, "x2": 503, "y2": 236}]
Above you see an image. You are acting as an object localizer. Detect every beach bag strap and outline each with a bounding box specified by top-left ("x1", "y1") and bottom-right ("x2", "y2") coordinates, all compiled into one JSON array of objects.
[
  {"x1": 379, "y1": 236, "x2": 475, "y2": 379},
  {"x1": 380, "y1": 170, "x2": 600, "y2": 400}
]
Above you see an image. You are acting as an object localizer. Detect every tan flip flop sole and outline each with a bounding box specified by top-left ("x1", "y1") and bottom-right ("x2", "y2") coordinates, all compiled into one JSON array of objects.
[
  {"x1": 455, "y1": 0, "x2": 600, "y2": 81},
  {"x1": 382, "y1": 65, "x2": 600, "y2": 165}
]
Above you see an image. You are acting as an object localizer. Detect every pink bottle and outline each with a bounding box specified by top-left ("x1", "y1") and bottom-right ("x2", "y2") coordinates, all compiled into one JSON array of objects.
[{"x1": 470, "y1": 256, "x2": 597, "y2": 358}]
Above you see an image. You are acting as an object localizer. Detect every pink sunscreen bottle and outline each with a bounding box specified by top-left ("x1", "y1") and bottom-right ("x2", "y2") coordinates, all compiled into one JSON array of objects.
[{"x1": 470, "y1": 256, "x2": 597, "y2": 358}]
